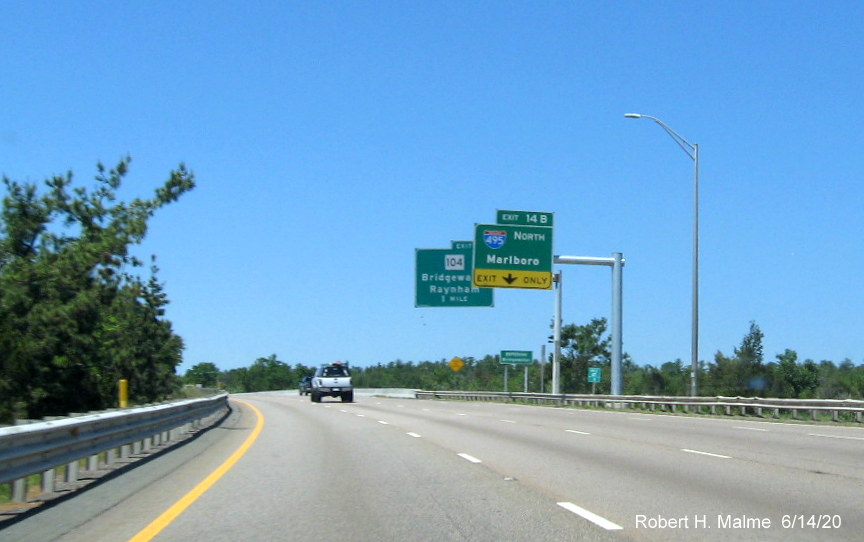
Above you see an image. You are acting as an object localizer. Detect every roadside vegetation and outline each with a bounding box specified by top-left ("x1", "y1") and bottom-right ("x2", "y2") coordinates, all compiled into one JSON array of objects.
[
  {"x1": 0, "y1": 158, "x2": 194, "y2": 424},
  {"x1": 187, "y1": 320, "x2": 864, "y2": 400}
]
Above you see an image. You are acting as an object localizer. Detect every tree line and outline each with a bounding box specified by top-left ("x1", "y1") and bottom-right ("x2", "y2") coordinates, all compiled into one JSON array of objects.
[
  {"x1": 0, "y1": 159, "x2": 194, "y2": 424},
  {"x1": 186, "y1": 320, "x2": 864, "y2": 400},
  {"x1": 4, "y1": 160, "x2": 861, "y2": 426}
]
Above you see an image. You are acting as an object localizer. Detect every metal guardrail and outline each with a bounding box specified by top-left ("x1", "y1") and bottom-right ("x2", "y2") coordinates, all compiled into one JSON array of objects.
[
  {"x1": 0, "y1": 392, "x2": 229, "y2": 504},
  {"x1": 414, "y1": 391, "x2": 864, "y2": 423}
]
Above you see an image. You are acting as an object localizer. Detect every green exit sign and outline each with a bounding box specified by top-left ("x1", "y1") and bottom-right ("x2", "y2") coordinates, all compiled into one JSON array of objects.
[
  {"x1": 416, "y1": 241, "x2": 493, "y2": 307},
  {"x1": 473, "y1": 223, "x2": 553, "y2": 289},
  {"x1": 497, "y1": 209, "x2": 554, "y2": 227}
]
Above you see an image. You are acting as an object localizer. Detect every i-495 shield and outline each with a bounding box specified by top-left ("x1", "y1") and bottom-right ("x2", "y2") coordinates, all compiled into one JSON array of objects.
[{"x1": 483, "y1": 230, "x2": 506, "y2": 249}]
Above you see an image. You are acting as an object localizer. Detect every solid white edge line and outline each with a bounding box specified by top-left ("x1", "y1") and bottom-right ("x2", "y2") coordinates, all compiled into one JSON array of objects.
[
  {"x1": 458, "y1": 453, "x2": 482, "y2": 463},
  {"x1": 681, "y1": 448, "x2": 731, "y2": 459},
  {"x1": 557, "y1": 502, "x2": 623, "y2": 530}
]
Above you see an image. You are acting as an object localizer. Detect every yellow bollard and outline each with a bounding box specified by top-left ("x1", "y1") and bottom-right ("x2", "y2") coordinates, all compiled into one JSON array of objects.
[{"x1": 119, "y1": 379, "x2": 129, "y2": 408}]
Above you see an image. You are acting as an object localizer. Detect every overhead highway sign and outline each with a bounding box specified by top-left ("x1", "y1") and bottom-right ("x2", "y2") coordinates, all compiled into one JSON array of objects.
[{"x1": 472, "y1": 223, "x2": 553, "y2": 290}]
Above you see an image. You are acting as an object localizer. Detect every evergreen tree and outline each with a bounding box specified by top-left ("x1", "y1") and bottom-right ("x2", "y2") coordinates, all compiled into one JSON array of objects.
[
  {"x1": 0, "y1": 158, "x2": 193, "y2": 422},
  {"x1": 558, "y1": 318, "x2": 611, "y2": 393}
]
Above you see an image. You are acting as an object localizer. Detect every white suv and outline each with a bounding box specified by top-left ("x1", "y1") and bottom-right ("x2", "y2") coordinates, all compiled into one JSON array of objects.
[{"x1": 310, "y1": 362, "x2": 353, "y2": 403}]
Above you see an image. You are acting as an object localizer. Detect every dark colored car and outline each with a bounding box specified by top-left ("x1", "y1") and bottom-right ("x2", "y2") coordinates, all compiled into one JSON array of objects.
[{"x1": 299, "y1": 376, "x2": 313, "y2": 396}]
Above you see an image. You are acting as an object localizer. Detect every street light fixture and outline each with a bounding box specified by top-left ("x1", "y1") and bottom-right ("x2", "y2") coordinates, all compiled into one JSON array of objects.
[{"x1": 625, "y1": 113, "x2": 700, "y2": 396}]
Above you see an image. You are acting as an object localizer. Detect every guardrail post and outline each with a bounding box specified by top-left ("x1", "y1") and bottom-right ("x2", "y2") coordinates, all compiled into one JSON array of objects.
[
  {"x1": 13, "y1": 477, "x2": 26, "y2": 502},
  {"x1": 42, "y1": 468, "x2": 55, "y2": 493},
  {"x1": 66, "y1": 460, "x2": 79, "y2": 483}
]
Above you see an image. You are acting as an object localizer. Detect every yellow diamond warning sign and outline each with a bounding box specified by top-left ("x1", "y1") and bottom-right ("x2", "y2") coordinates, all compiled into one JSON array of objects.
[{"x1": 449, "y1": 356, "x2": 465, "y2": 372}]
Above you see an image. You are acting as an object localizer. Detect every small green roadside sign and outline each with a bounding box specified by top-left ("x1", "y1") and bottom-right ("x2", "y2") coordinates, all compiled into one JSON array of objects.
[
  {"x1": 416, "y1": 241, "x2": 493, "y2": 307},
  {"x1": 588, "y1": 367, "x2": 602, "y2": 383},
  {"x1": 500, "y1": 350, "x2": 533, "y2": 365}
]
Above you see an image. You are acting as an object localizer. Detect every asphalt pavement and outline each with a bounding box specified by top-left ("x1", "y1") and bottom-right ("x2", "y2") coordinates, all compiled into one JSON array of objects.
[{"x1": 2, "y1": 392, "x2": 862, "y2": 541}]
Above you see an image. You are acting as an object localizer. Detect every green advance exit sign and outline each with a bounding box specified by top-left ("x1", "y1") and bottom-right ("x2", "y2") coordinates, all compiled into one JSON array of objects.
[{"x1": 416, "y1": 241, "x2": 493, "y2": 307}]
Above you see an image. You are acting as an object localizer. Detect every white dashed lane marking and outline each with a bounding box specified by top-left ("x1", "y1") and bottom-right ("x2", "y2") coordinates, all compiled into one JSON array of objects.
[
  {"x1": 557, "y1": 502, "x2": 623, "y2": 530},
  {"x1": 457, "y1": 453, "x2": 482, "y2": 464},
  {"x1": 808, "y1": 433, "x2": 864, "y2": 441},
  {"x1": 681, "y1": 448, "x2": 731, "y2": 459}
]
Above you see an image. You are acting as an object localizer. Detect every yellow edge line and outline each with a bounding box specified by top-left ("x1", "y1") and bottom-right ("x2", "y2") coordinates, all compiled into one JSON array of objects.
[{"x1": 128, "y1": 399, "x2": 264, "y2": 542}]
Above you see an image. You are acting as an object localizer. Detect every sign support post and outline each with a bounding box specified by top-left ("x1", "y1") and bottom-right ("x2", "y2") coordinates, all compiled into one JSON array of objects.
[
  {"x1": 551, "y1": 253, "x2": 625, "y2": 395},
  {"x1": 552, "y1": 272, "x2": 562, "y2": 396}
]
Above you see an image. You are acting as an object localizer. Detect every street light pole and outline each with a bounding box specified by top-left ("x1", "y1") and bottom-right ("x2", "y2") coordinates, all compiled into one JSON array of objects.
[
  {"x1": 691, "y1": 142, "x2": 699, "y2": 397},
  {"x1": 625, "y1": 113, "x2": 700, "y2": 396}
]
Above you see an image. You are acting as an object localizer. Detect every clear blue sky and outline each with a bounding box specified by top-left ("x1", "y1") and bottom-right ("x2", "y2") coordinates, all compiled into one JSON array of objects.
[{"x1": 3, "y1": 2, "x2": 862, "y2": 374}]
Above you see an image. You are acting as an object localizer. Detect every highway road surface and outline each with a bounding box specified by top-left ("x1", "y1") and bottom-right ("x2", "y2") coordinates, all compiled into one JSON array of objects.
[{"x1": 2, "y1": 392, "x2": 862, "y2": 541}]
